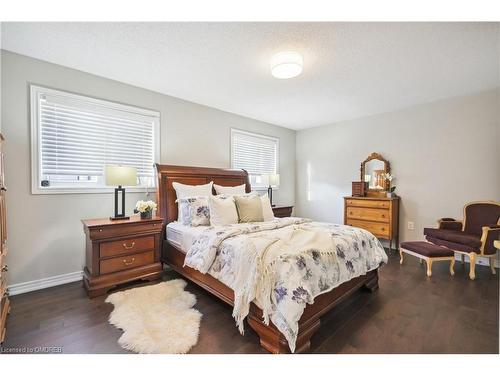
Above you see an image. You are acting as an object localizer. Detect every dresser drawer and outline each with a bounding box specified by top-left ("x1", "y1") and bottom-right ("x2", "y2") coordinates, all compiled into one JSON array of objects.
[
  {"x1": 346, "y1": 219, "x2": 390, "y2": 238},
  {"x1": 100, "y1": 250, "x2": 155, "y2": 275},
  {"x1": 0, "y1": 278, "x2": 6, "y2": 301},
  {"x1": 345, "y1": 199, "x2": 390, "y2": 209},
  {"x1": 0, "y1": 250, "x2": 6, "y2": 271},
  {"x1": 100, "y1": 235, "x2": 155, "y2": 258},
  {"x1": 0, "y1": 294, "x2": 9, "y2": 344},
  {"x1": 346, "y1": 207, "x2": 390, "y2": 223},
  {"x1": 89, "y1": 221, "x2": 162, "y2": 240}
]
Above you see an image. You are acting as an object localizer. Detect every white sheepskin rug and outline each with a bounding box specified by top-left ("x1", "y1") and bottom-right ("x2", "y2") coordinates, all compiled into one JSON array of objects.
[{"x1": 105, "y1": 279, "x2": 202, "y2": 354}]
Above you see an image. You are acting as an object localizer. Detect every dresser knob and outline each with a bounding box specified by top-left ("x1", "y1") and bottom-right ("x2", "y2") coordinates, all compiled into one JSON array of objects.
[
  {"x1": 123, "y1": 258, "x2": 135, "y2": 266},
  {"x1": 99, "y1": 229, "x2": 103, "y2": 232}
]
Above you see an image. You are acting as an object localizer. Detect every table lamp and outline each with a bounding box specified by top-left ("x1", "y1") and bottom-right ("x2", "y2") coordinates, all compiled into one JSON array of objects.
[
  {"x1": 105, "y1": 165, "x2": 137, "y2": 220},
  {"x1": 266, "y1": 173, "x2": 280, "y2": 207}
]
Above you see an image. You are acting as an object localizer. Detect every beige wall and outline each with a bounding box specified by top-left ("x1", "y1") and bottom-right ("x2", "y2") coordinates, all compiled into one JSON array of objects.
[
  {"x1": 1, "y1": 50, "x2": 296, "y2": 285},
  {"x1": 296, "y1": 90, "x2": 500, "y2": 248}
]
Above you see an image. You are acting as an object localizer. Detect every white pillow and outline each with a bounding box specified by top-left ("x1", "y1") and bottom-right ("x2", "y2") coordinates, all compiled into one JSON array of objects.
[
  {"x1": 214, "y1": 183, "x2": 246, "y2": 195},
  {"x1": 261, "y1": 193, "x2": 275, "y2": 221},
  {"x1": 177, "y1": 197, "x2": 210, "y2": 226},
  {"x1": 173, "y1": 181, "x2": 213, "y2": 222},
  {"x1": 209, "y1": 195, "x2": 239, "y2": 226},
  {"x1": 173, "y1": 181, "x2": 213, "y2": 198}
]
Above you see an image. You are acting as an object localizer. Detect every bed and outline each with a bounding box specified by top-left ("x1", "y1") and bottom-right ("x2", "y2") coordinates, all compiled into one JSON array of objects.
[{"x1": 155, "y1": 164, "x2": 386, "y2": 353}]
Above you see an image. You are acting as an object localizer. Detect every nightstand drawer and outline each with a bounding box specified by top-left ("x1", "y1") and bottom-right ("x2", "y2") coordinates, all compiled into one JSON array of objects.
[
  {"x1": 100, "y1": 235, "x2": 155, "y2": 258},
  {"x1": 346, "y1": 219, "x2": 390, "y2": 238},
  {"x1": 272, "y1": 206, "x2": 293, "y2": 218},
  {"x1": 345, "y1": 199, "x2": 390, "y2": 209},
  {"x1": 346, "y1": 207, "x2": 390, "y2": 223},
  {"x1": 89, "y1": 221, "x2": 162, "y2": 240},
  {"x1": 100, "y1": 250, "x2": 155, "y2": 275}
]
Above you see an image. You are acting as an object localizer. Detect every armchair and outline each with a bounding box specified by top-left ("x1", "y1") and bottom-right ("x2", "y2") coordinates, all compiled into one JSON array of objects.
[{"x1": 424, "y1": 201, "x2": 500, "y2": 280}]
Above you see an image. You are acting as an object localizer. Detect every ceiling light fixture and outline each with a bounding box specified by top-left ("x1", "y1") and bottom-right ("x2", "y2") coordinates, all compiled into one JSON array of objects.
[{"x1": 270, "y1": 51, "x2": 303, "y2": 79}]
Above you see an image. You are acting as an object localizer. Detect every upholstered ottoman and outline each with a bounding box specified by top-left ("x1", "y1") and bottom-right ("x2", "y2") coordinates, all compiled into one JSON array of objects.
[{"x1": 400, "y1": 241, "x2": 455, "y2": 277}]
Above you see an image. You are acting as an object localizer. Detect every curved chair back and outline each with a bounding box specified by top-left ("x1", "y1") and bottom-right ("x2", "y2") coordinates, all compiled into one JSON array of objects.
[{"x1": 463, "y1": 201, "x2": 500, "y2": 236}]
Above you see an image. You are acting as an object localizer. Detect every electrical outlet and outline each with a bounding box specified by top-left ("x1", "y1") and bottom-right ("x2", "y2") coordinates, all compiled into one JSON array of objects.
[{"x1": 407, "y1": 221, "x2": 415, "y2": 230}]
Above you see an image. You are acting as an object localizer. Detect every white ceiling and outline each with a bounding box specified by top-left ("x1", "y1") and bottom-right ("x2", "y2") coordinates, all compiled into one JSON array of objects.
[{"x1": 1, "y1": 22, "x2": 499, "y2": 130}]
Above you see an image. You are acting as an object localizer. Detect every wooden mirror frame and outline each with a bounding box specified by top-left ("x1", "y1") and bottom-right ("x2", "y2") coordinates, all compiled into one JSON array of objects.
[{"x1": 360, "y1": 152, "x2": 391, "y2": 194}]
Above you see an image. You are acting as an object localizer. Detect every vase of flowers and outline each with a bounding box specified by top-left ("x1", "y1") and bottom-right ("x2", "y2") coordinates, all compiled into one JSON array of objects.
[
  {"x1": 383, "y1": 173, "x2": 397, "y2": 198},
  {"x1": 135, "y1": 200, "x2": 157, "y2": 220}
]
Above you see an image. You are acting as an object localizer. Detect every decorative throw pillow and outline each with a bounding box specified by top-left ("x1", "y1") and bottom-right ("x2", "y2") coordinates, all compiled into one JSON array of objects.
[
  {"x1": 177, "y1": 197, "x2": 210, "y2": 226},
  {"x1": 261, "y1": 193, "x2": 275, "y2": 221},
  {"x1": 214, "y1": 183, "x2": 246, "y2": 195},
  {"x1": 172, "y1": 181, "x2": 213, "y2": 223},
  {"x1": 234, "y1": 195, "x2": 264, "y2": 223},
  {"x1": 209, "y1": 195, "x2": 239, "y2": 226}
]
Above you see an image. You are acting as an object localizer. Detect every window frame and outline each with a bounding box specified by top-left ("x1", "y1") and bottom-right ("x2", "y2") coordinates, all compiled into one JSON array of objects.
[
  {"x1": 230, "y1": 128, "x2": 280, "y2": 191},
  {"x1": 30, "y1": 85, "x2": 161, "y2": 195}
]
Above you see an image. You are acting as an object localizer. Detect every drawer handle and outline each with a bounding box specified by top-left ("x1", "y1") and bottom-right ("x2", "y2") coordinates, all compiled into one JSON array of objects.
[
  {"x1": 123, "y1": 257, "x2": 135, "y2": 266},
  {"x1": 1, "y1": 265, "x2": 7, "y2": 272},
  {"x1": 381, "y1": 228, "x2": 385, "y2": 231},
  {"x1": 381, "y1": 214, "x2": 385, "y2": 218},
  {"x1": 122, "y1": 242, "x2": 136, "y2": 250}
]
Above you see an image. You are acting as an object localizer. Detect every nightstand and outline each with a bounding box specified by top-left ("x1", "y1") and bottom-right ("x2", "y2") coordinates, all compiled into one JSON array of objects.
[
  {"x1": 82, "y1": 215, "x2": 164, "y2": 298},
  {"x1": 272, "y1": 205, "x2": 294, "y2": 218}
]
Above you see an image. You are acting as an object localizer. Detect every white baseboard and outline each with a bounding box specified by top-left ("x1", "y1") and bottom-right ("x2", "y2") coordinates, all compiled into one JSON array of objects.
[
  {"x1": 7, "y1": 271, "x2": 83, "y2": 296},
  {"x1": 454, "y1": 253, "x2": 499, "y2": 268}
]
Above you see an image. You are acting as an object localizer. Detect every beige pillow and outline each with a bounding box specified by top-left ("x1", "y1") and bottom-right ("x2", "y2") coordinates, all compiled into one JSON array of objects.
[
  {"x1": 214, "y1": 183, "x2": 246, "y2": 195},
  {"x1": 261, "y1": 193, "x2": 275, "y2": 221},
  {"x1": 209, "y1": 195, "x2": 239, "y2": 226},
  {"x1": 234, "y1": 195, "x2": 264, "y2": 223}
]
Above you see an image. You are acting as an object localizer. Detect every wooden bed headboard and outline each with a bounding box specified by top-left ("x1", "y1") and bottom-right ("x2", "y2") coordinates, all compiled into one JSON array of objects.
[{"x1": 155, "y1": 164, "x2": 251, "y2": 224}]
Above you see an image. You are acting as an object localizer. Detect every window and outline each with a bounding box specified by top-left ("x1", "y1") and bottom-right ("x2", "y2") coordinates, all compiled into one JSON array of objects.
[
  {"x1": 230, "y1": 128, "x2": 279, "y2": 189},
  {"x1": 30, "y1": 85, "x2": 160, "y2": 194}
]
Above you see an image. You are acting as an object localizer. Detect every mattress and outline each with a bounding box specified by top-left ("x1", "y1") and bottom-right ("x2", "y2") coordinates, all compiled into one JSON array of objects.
[{"x1": 166, "y1": 221, "x2": 207, "y2": 253}]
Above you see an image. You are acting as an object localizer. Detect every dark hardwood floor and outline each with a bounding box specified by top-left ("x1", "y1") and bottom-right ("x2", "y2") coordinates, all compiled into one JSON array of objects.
[{"x1": 2, "y1": 252, "x2": 498, "y2": 354}]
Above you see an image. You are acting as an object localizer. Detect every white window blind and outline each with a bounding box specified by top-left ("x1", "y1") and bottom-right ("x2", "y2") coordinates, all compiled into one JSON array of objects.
[
  {"x1": 231, "y1": 129, "x2": 279, "y2": 187},
  {"x1": 31, "y1": 85, "x2": 160, "y2": 193}
]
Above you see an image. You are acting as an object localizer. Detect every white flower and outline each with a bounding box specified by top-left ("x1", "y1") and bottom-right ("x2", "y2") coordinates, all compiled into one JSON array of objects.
[{"x1": 135, "y1": 200, "x2": 157, "y2": 213}]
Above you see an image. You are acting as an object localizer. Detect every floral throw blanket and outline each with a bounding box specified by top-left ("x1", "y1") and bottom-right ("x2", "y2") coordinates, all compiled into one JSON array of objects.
[{"x1": 184, "y1": 217, "x2": 387, "y2": 352}]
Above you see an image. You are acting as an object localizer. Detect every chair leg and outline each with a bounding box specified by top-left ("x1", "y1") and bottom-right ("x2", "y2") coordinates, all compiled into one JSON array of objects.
[
  {"x1": 399, "y1": 249, "x2": 404, "y2": 264},
  {"x1": 489, "y1": 257, "x2": 496, "y2": 275},
  {"x1": 468, "y1": 252, "x2": 476, "y2": 280},
  {"x1": 426, "y1": 259, "x2": 433, "y2": 277},
  {"x1": 461, "y1": 254, "x2": 465, "y2": 264},
  {"x1": 449, "y1": 258, "x2": 455, "y2": 276}
]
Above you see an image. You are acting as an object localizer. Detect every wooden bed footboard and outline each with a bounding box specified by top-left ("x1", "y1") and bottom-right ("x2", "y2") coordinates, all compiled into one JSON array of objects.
[{"x1": 165, "y1": 241, "x2": 379, "y2": 354}]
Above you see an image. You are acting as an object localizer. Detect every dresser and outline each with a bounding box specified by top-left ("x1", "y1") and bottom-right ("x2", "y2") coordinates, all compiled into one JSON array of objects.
[
  {"x1": 0, "y1": 133, "x2": 9, "y2": 344},
  {"x1": 272, "y1": 205, "x2": 294, "y2": 218},
  {"x1": 82, "y1": 216, "x2": 164, "y2": 298},
  {"x1": 344, "y1": 196, "x2": 399, "y2": 251}
]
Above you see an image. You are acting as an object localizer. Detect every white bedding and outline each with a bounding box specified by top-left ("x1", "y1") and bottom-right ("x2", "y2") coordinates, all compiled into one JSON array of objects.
[
  {"x1": 166, "y1": 221, "x2": 207, "y2": 253},
  {"x1": 181, "y1": 217, "x2": 388, "y2": 352}
]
